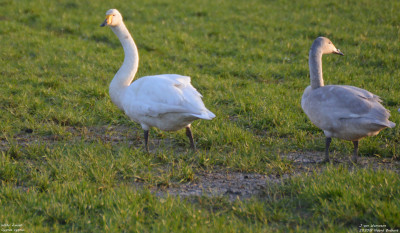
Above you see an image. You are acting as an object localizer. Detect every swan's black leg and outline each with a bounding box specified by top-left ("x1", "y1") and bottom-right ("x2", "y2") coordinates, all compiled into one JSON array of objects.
[
  {"x1": 351, "y1": 141, "x2": 358, "y2": 164},
  {"x1": 144, "y1": 130, "x2": 149, "y2": 152},
  {"x1": 322, "y1": 137, "x2": 332, "y2": 163},
  {"x1": 186, "y1": 126, "x2": 196, "y2": 151}
]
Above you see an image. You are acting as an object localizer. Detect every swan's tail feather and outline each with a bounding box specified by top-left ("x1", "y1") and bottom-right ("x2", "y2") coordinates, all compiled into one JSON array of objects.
[
  {"x1": 191, "y1": 110, "x2": 216, "y2": 120},
  {"x1": 369, "y1": 118, "x2": 396, "y2": 129}
]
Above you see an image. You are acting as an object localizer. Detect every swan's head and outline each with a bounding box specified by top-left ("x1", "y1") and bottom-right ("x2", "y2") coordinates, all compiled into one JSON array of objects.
[
  {"x1": 100, "y1": 9, "x2": 123, "y2": 27},
  {"x1": 312, "y1": 37, "x2": 344, "y2": 56}
]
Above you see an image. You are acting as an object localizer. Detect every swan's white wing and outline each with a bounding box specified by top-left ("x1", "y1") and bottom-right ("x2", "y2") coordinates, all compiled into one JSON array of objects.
[
  {"x1": 122, "y1": 74, "x2": 215, "y2": 119},
  {"x1": 303, "y1": 85, "x2": 394, "y2": 128}
]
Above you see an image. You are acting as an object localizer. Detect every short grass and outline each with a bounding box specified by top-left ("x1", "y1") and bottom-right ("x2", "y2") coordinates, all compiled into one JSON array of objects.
[{"x1": 1, "y1": 0, "x2": 400, "y2": 232}]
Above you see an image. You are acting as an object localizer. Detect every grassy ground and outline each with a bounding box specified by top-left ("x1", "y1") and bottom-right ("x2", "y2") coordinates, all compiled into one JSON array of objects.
[{"x1": 1, "y1": 0, "x2": 400, "y2": 232}]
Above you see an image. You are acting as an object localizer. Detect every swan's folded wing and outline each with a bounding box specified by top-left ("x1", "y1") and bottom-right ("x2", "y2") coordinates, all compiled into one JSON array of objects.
[
  {"x1": 342, "y1": 85, "x2": 382, "y2": 102},
  {"x1": 122, "y1": 74, "x2": 213, "y2": 118},
  {"x1": 307, "y1": 85, "x2": 391, "y2": 126}
]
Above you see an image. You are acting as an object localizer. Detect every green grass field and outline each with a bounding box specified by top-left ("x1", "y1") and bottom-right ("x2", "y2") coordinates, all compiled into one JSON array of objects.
[{"x1": 1, "y1": 0, "x2": 400, "y2": 232}]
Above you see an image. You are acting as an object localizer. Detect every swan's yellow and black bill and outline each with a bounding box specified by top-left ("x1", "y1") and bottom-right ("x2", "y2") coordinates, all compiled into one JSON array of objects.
[{"x1": 100, "y1": 15, "x2": 113, "y2": 27}]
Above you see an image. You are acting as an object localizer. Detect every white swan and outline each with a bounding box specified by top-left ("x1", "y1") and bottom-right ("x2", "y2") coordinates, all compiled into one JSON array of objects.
[
  {"x1": 301, "y1": 37, "x2": 395, "y2": 163},
  {"x1": 100, "y1": 9, "x2": 215, "y2": 151}
]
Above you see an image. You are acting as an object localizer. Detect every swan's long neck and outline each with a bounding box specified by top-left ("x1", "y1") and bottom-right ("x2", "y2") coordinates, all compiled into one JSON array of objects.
[
  {"x1": 109, "y1": 22, "x2": 139, "y2": 109},
  {"x1": 309, "y1": 47, "x2": 324, "y2": 89}
]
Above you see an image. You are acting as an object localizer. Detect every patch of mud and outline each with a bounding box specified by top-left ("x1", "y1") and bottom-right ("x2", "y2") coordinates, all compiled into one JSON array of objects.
[
  {"x1": 0, "y1": 126, "x2": 131, "y2": 149},
  {"x1": 0, "y1": 125, "x2": 170, "y2": 151},
  {"x1": 152, "y1": 170, "x2": 288, "y2": 201},
  {"x1": 283, "y1": 152, "x2": 400, "y2": 172},
  {"x1": 150, "y1": 153, "x2": 400, "y2": 200}
]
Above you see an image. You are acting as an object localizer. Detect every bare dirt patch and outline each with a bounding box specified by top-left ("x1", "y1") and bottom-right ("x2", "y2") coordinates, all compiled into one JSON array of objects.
[
  {"x1": 152, "y1": 153, "x2": 400, "y2": 201},
  {"x1": 282, "y1": 151, "x2": 400, "y2": 172},
  {"x1": 0, "y1": 125, "x2": 143, "y2": 150},
  {"x1": 152, "y1": 170, "x2": 288, "y2": 201}
]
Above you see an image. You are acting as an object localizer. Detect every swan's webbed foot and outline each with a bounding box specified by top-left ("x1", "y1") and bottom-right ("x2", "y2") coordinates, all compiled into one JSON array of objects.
[{"x1": 185, "y1": 126, "x2": 196, "y2": 151}]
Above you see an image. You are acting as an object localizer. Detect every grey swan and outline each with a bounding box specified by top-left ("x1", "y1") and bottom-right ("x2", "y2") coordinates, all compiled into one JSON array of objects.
[{"x1": 301, "y1": 37, "x2": 395, "y2": 163}]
